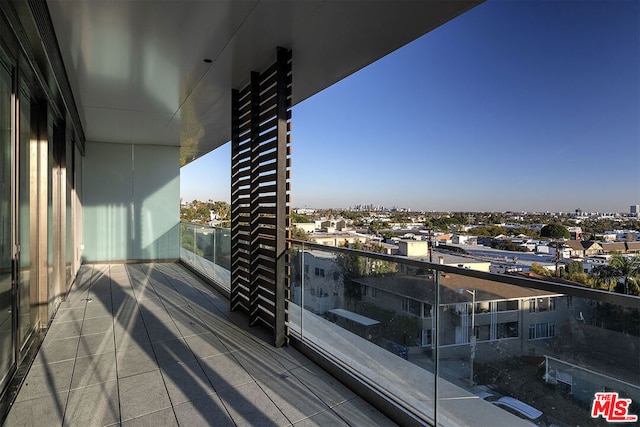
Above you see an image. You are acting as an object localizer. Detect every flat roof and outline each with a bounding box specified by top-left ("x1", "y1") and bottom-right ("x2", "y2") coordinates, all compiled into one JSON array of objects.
[
  {"x1": 407, "y1": 250, "x2": 491, "y2": 267},
  {"x1": 355, "y1": 274, "x2": 561, "y2": 303}
]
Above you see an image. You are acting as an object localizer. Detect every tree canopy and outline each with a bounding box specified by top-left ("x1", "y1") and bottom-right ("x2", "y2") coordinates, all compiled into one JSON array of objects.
[
  {"x1": 290, "y1": 212, "x2": 311, "y2": 223},
  {"x1": 540, "y1": 223, "x2": 570, "y2": 239},
  {"x1": 590, "y1": 255, "x2": 640, "y2": 295}
]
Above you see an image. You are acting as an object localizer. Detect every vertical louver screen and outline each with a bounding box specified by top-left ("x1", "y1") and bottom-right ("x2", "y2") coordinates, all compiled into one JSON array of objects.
[{"x1": 231, "y1": 48, "x2": 291, "y2": 346}]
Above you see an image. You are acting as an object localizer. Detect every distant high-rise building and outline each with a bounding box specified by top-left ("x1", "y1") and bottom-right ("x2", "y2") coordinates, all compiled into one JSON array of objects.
[{"x1": 631, "y1": 205, "x2": 639, "y2": 216}]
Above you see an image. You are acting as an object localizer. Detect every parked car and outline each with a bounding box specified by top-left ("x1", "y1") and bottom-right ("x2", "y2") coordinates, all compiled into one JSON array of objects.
[
  {"x1": 492, "y1": 396, "x2": 552, "y2": 427},
  {"x1": 475, "y1": 385, "x2": 564, "y2": 427},
  {"x1": 474, "y1": 384, "x2": 501, "y2": 402}
]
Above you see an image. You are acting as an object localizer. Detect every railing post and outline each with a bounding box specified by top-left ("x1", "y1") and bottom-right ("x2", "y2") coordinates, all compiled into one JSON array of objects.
[
  {"x1": 300, "y1": 244, "x2": 305, "y2": 339},
  {"x1": 434, "y1": 269, "x2": 440, "y2": 427},
  {"x1": 192, "y1": 226, "x2": 196, "y2": 264}
]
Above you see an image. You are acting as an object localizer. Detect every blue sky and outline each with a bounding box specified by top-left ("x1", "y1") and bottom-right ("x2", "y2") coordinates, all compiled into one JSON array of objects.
[{"x1": 181, "y1": 1, "x2": 640, "y2": 213}]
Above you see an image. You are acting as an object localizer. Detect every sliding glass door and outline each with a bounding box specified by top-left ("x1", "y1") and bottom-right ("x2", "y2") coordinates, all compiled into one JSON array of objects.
[
  {"x1": 17, "y1": 87, "x2": 37, "y2": 349},
  {"x1": 0, "y1": 62, "x2": 14, "y2": 390}
]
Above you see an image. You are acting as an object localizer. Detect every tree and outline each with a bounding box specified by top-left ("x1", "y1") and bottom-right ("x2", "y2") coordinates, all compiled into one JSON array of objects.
[
  {"x1": 290, "y1": 211, "x2": 311, "y2": 223},
  {"x1": 337, "y1": 242, "x2": 397, "y2": 306},
  {"x1": 540, "y1": 224, "x2": 570, "y2": 239},
  {"x1": 209, "y1": 201, "x2": 230, "y2": 220},
  {"x1": 473, "y1": 225, "x2": 507, "y2": 237},
  {"x1": 290, "y1": 226, "x2": 310, "y2": 241},
  {"x1": 530, "y1": 262, "x2": 551, "y2": 276},
  {"x1": 490, "y1": 240, "x2": 529, "y2": 252},
  {"x1": 590, "y1": 255, "x2": 640, "y2": 295},
  {"x1": 368, "y1": 221, "x2": 385, "y2": 236},
  {"x1": 563, "y1": 261, "x2": 590, "y2": 285},
  {"x1": 609, "y1": 255, "x2": 640, "y2": 295},
  {"x1": 590, "y1": 264, "x2": 619, "y2": 292},
  {"x1": 565, "y1": 261, "x2": 584, "y2": 275}
]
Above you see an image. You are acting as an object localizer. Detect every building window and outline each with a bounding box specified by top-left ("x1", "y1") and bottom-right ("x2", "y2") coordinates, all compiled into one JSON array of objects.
[
  {"x1": 529, "y1": 322, "x2": 556, "y2": 340},
  {"x1": 530, "y1": 297, "x2": 555, "y2": 312},
  {"x1": 566, "y1": 296, "x2": 573, "y2": 309},
  {"x1": 497, "y1": 321, "x2": 519, "y2": 339},
  {"x1": 423, "y1": 303, "x2": 432, "y2": 317},
  {"x1": 401, "y1": 298, "x2": 410, "y2": 313},
  {"x1": 371, "y1": 287, "x2": 377, "y2": 298},
  {"x1": 401, "y1": 299, "x2": 421, "y2": 316},
  {"x1": 477, "y1": 324, "x2": 491, "y2": 341},
  {"x1": 315, "y1": 267, "x2": 324, "y2": 277},
  {"x1": 304, "y1": 264, "x2": 309, "y2": 274},
  {"x1": 497, "y1": 300, "x2": 518, "y2": 311},
  {"x1": 362, "y1": 285, "x2": 368, "y2": 296}
]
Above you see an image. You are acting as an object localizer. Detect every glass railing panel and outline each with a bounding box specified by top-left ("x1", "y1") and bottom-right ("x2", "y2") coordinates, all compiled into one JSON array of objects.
[
  {"x1": 288, "y1": 241, "x2": 640, "y2": 426},
  {"x1": 289, "y1": 242, "x2": 441, "y2": 422},
  {"x1": 214, "y1": 227, "x2": 231, "y2": 271},
  {"x1": 436, "y1": 270, "x2": 640, "y2": 427},
  {"x1": 179, "y1": 222, "x2": 230, "y2": 291}
]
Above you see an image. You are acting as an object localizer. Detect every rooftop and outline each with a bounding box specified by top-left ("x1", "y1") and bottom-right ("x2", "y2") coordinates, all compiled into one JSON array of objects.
[{"x1": 355, "y1": 274, "x2": 561, "y2": 303}]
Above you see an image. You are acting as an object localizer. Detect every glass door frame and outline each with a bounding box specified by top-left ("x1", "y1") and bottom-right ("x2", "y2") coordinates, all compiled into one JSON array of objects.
[
  {"x1": 0, "y1": 52, "x2": 16, "y2": 396},
  {"x1": 16, "y1": 79, "x2": 39, "y2": 354}
]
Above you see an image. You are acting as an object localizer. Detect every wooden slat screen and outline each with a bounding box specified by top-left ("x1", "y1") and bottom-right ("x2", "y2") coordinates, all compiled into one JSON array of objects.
[{"x1": 230, "y1": 47, "x2": 291, "y2": 347}]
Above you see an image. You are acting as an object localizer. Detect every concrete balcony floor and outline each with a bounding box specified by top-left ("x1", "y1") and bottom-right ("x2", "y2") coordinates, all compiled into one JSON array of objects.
[{"x1": 4, "y1": 263, "x2": 395, "y2": 427}]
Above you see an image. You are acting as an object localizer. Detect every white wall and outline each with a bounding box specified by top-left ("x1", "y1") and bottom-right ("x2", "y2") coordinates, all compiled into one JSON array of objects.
[{"x1": 82, "y1": 142, "x2": 179, "y2": 262}]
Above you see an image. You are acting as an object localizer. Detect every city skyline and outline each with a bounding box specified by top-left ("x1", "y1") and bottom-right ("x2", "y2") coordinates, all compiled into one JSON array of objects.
[{"x1": 180, "y1": 1, "x2": 640, "y2": 213}]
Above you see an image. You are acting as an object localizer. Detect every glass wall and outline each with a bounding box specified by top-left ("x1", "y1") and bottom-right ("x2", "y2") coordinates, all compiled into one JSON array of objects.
[
  {"x1": 82, "y1": 142, "x2": 180, "y2": 262},
  {"x1": 65, "y1": 133, "x2": 72, "y2": 286},
  {"x1": 0, "y1": 61, "x2": 14, "y2": 391},
  {"x1": 288, "y1": 241, "x2": 640, "y2": 426},
  {"x1": 46, "y1": 120, "x2": 55, "y2": 314},
  {"x1": 17, "y1": 86, "x2": 36, "y2": 349},
  {"x1": 0, "y1": 5, "x2": 82, "y2": 406}
]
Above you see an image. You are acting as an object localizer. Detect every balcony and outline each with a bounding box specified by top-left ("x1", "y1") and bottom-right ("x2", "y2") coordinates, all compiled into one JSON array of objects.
[
  {"x1": 3, "y1": 263, "x2": 394, "y2": 426},
  {"x1": 4, "y1": 1, "x2": 636, "y2": 425},
  {"x1": 2, "y1": 223, "x2": 638, "y2": 426},
  {"x1": 176, "y1": 223, "x2": 640, "y2": 425}
]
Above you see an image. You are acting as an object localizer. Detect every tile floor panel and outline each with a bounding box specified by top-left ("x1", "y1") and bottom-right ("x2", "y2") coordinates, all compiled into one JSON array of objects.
[
  {"x1": 217, "y1": 382, "x2": 290, "y2": 426},
  {"x1": 4, "y1": 263, "x2": 396, "y2": 426},
  {"x1": 118, "y1": 370, "x2": 172, "y2": 422},
  {"x1": 116, "y1": 342, "x2": 158, "y2": 379},
  {"x1": 120, "y1": 408, "x2": 178, "y2": 427},
  {"x1": 292, "y1": 410, "x2": 350, "y2": 427},
  {"x1": 256, "y1": 374, "x2": 332, "y2": 424},
  {"x1": 63, "y1": 380, "x2": 120, "y2": 426},
  {"x1": 14, "y1": 360, "x2": 75, "y2": 403},
  {"x1": 3, "y1": 391, "x2": 68, "y2": 427},
  {"x1": 32, "y1": 336, "x2": 80, "y2": 366},
  {"x1": 173, "y1": 395, "x2": 234, "y2": 427},
  {"x1": 160, "y1": 359, "x2": 217, "y2": 405},
  {"x1": 76, "y1": 331, "x2": 116, "y2": 358}
]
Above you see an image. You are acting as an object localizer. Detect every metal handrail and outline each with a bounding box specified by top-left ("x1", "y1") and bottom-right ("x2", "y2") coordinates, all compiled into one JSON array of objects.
[{"x1": 180, "y1": 221, "x2": 230, "y2": 230}]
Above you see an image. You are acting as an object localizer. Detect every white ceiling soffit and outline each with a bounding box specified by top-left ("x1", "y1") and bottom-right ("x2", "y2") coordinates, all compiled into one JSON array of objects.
[{"x1": 47, "y1": 0, "x2": 480, "y2": 166}]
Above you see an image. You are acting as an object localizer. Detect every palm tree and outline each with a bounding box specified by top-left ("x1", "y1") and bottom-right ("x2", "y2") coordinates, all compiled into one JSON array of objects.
[
  {"x1": 591, "y1": 264, "x2": 619, "y2": 292},
  {"x1": 609, "y1": 255, "x2": 640, "y2": 295}
]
